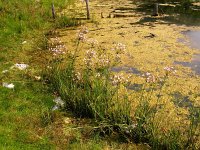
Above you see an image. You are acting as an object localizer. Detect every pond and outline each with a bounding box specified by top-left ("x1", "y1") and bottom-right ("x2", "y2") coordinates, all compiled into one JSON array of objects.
[
  {"x1": 132, "y1": 1, "x2": 200, "y2": 75},
  {"x1": 111, "y1": 66, "x2": 141, "y2": 75},
  {"x1": 134, "y1": 1, "x2": 200, "y2": 26},
  {"x1": 175, "y1": 30, "x2": 200, "y2": 75}
]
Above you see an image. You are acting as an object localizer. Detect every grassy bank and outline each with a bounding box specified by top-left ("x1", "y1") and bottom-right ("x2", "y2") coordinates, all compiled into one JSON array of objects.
[{"x1": 0, "y1": 0, "x2": 79, "y2": 149}]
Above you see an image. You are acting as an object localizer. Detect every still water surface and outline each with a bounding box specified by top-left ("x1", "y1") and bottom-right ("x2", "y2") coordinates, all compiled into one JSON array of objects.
[{"x1": 175, "y1": 31, "x2": 200, "y2": 75}]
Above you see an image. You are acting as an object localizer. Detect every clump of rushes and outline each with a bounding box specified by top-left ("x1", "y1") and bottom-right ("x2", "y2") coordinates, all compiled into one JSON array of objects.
[{"x1": 47, "y1": 26, "x2": 131, "y2": 125}]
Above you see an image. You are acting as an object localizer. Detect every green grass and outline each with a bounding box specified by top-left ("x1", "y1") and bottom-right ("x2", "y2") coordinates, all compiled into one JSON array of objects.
[
  {"x1": 0, "y1": 0, "x2": 80, "y2": 149},
  {"x1": 0, "y1": 0, "x2": 78, "y2": 51},
  {"x1": 0, "y1": 77, "x2": 55, "y2": 149}
]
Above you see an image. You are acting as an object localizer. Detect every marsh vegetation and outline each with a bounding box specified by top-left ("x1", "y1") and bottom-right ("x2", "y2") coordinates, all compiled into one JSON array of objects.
[{"x1": 0, "y1": 0, "x2": 199, "y2": 149}]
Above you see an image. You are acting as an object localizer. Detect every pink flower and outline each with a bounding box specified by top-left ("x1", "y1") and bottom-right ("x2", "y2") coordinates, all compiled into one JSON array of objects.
[
  {"x1": 164, "y1": 66, "x2": 177, "y2": 74},
  {"x1": 78, "y1": 26, "x2": 88, "y2": 41},
  {"x1": 142, "y1": 72, "x2": 156, "y2": 83}
]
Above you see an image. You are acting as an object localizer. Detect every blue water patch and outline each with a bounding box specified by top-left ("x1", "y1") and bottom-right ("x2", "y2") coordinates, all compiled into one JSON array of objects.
[
  {"x1": 111, "y1": 66, "x2": 141, "y2": 75},
  {"x1": 175, "y1": 30, "x2": 200, "y2": 75}
]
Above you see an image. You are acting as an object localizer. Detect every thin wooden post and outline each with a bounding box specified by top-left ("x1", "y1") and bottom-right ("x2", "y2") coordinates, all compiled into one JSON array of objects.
[
  {"x1": 85, "y1": 0, "x2": 90, "y2": 19},
  {"x1": 152, "y1": 3, "x2": 159, "y2": 16},
  {"x1": 52, "y1": 2, "x2": 56, "y2": 19}
]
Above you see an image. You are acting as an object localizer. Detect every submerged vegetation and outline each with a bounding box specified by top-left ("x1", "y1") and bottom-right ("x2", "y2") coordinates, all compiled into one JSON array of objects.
[{"x1": 0, "y1": 0, "x2": 200, "y2": 149}]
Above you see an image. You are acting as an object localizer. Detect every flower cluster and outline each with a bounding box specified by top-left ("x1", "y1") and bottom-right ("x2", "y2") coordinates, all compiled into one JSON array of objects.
[
  {"x1": 48, "y1": 37, "x2": 67, "y2": 56},
  {"x1": 87, "y1": 38, "x2": 99, "y2": 46},
  {"x1": 114, "y1": 54, "x2": 121, "y2": 63},
  {"x1": 2, "y1": 70, "x2": 8, "y2": 73},
  {"x1": 110, "y1": 73, "x2": 131, "y2": 86},
  {"x1": 164, "y1": 66, "x2": 177, "y2": 74},
  {"x1": 84, "y1": 49, "x2": 97, "y2": 67},
  {"x1": 83, "y1": 48, "x2": 111, "y2": 68},
  {"x1": 86, "y1": 49, "x2": 97, "y2": 59},
  {"x1": 142, "y1": 72, "x2": 156, "y2": 83},
  {"x1": 14, "y1": 63, "x2": 29, "y2": 70},
  {"x1": 98, "y1": 54, "x2": 110, "y2": 68},
  {"x1": 115, "y1": 43, "x2": 126, "y2": 53},
  {"x1": 78, "y1": 26, "x2": 88, "y2": 42}
]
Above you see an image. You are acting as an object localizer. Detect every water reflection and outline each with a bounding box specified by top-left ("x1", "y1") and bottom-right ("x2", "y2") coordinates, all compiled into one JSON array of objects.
[
  {"x1": 111, "y1": 66, "x2": 141, "y2": 75},
  {"x1": 133, "y1": 1, "x2": 200, "y2": 26},
  {"x1": 183, "y1": 30, "x2": 200, "y2": 49},
  {"x1": 172, "y1": 92, "x2": 193, "y2": 108},
  {"x1": 126, "y1": 83, "x2": 143, "y2": 91},
  {"x1": 175, "y1": 31, "x2": 200, "y2": 75}
]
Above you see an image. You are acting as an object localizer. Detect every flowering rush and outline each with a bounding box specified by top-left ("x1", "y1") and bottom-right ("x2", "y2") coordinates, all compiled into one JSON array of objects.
[
  {"x1": 78, "y1": 26, "x2": 88, "y2": 41},
  {"x1": 48, "y1": 37, "x2": 66, "y2": 56},
  {"x1": 110, "y1": 73, "x2": 131, "y2": 86},
  {"x1": 84, "y1": 49, "x2": 97, "y2": 67},
  {"x1": 164, "y1": 66, "x2": 176, "y2": 74},
  {"x1": 114, "y1": 43, "x2": 126, "y2": 53},
  {"x1": 142, "y1": 72, "x2": 156, "y2": 83},
  {"x1": 87, "y1": 38, "x2": 99, "y2": 46}
]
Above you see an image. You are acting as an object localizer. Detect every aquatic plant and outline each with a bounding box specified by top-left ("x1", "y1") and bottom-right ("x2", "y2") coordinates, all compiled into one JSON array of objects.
[{"x1": 47, "y1": 26, "x2": 131, "y2": 125}]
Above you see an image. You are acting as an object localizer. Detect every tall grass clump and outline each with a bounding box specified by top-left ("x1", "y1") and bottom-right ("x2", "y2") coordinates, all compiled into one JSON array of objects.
[
  {"x1": 186, "y1": 107, "x2": 200, "y2": 149},
  {"x1": 47, "y1": 27, "x2": 132, "y2": 125},
  {"x1": 124, "y1": 68, "x2": 182, "y2": 149}
]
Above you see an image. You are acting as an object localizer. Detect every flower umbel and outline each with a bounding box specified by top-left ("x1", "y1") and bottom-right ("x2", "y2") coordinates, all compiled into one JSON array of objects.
[
  {"x1": 164, "y1": 66, "x2": 176, "y2": 74},
  {"x1": 115, "y1": 43, "x2": 126, "y2": 53},
  {"x1": 87, "y1": 38, "x2": 99, "y2": 46},
  {"x1": 110, "y1": 73, "x2": 130, "y2": 86},
  {"x1": 49, "y1": 37, "x2": 67, "y2": 56},
  {"x1": 78, "y1": 26, "x2": 88, "y2": 42},
  {"x1": 84, "y1": 49, "x2": 97, "y2": 67},
  {"x1": 142, "y1": 72, "x2": 156, "y2": 83}
]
